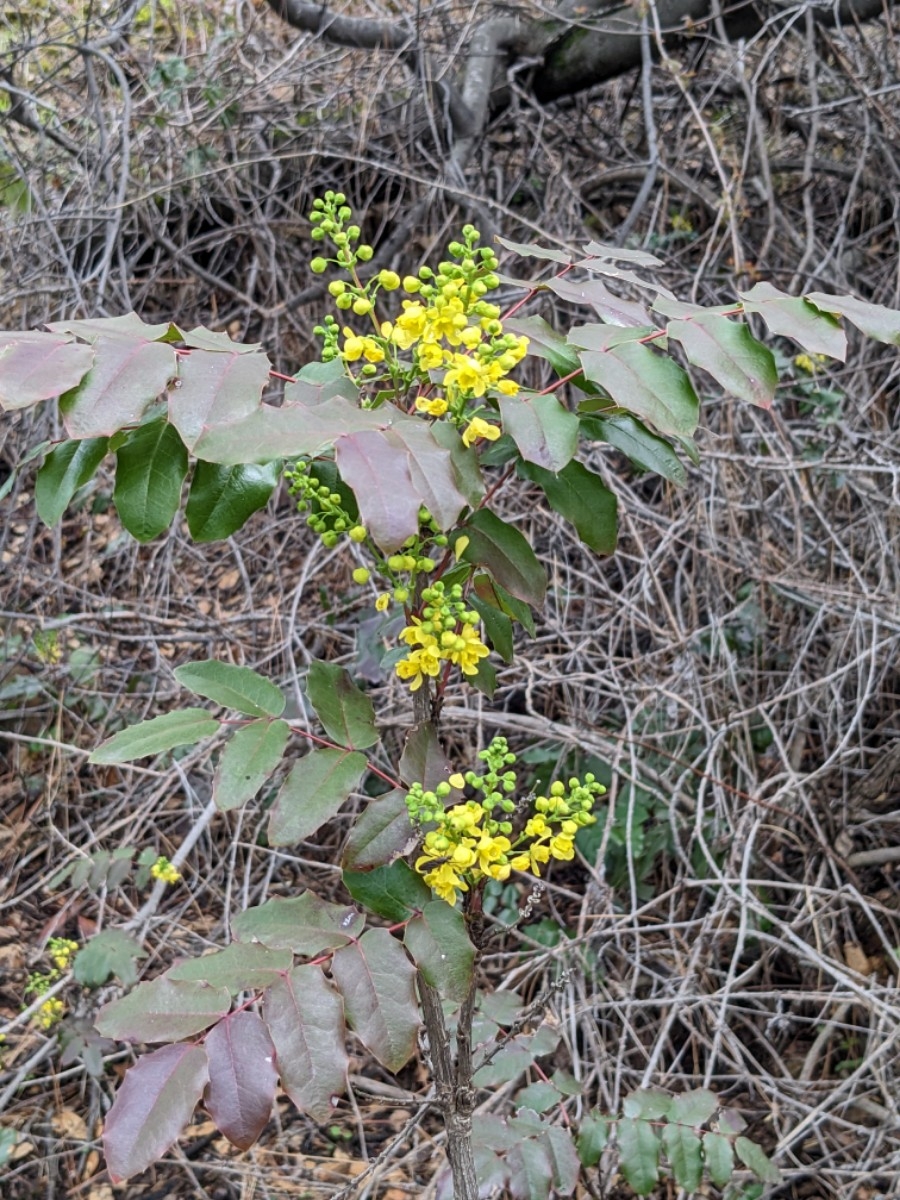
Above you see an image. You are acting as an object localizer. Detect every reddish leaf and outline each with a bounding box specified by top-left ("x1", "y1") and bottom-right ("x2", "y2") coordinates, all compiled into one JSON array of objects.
[
  {"x1": 389, "y1": 421, "x2": 467, "y2": 531},
  {"x1": 59, "y1": 335, "x2": 176, "y2": 438},
  {"x1": 204, "y1": 1011, "x2": 277, "y2": 1150},
  {"x1": 103, "y1": 1042, "x2": 209, "y2": 1182},
  {"x1": 335, "y1": 428, "x2": 421, "y2": 553},
  {"x1": 95, "y1": 977, "x2": 231, "y2": 1043},
  {"x1": 232, "y1": 890, "x2": 365, "y2": 954},
  {"x1": 342, "y1": 788, "x2": 417, "y2": 870},
  {"x1": 398, "y1": 722, "x2": 451, "y2": 789},
  {"x1": 0, "y1": 336, "x2": 94, "y2": 410},
  {"x1": 331, "y1": 929, "x2": 419, "y2": 1071},
  {"x1": 169, "y1": 348, "x2": 272, "y2": 451},
  {"x1": 263, "y1": 965, "x2": 348, "y2": 1122}
]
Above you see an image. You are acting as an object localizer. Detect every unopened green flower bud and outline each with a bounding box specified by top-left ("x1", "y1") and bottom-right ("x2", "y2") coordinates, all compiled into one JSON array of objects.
[
  {"x1": 328, "y1": 280, "x2": 346, "y2": 296},
  {"x1": 336, "y1": 294, "x2": 353, "y2": 310},
  {"x1": 352, "y1": 297, "x2": 373, "y2": 315},
  {"x1": 378, "y1": 270, "x2": 401, "y2": 290},
  {"x1": 357, "y1": 244, "x2": 374, "y2": 261},
  {"x1": 352, "y1": 567, "x2": 370, "y2": 584},
  {"x1": 347, "y1": 225, "x2": 360, "y2": 240},
  {"x1": 311, "y1": 228, "x2": 326, "y2": 241},
  {"x1": 403, "y1": 276, "x2": 421, "y2": 293},
  {"x1": 322, "y1": 530, "x2": 339, "y2": 548},
  {"x1": 393, "y1": 588, "x2": 409, "y2": 603},
  {"x1": 387, "y1": 555, "x2": 404, "y2": 571},
  {"x1": 417, "y1": 557, "x2": 435, "y2": 572},
  {"x1": 349, "y1": 525, "x2": 367, "y2": 543}
]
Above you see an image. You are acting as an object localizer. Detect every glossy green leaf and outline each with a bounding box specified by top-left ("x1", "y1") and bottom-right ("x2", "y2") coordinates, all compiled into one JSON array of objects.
[
  {"x1": 662, "y1": 1121, "x2": 703, "y2": 1191},
  {"x1": 580, "y1": 341, "x2": 700, "y2": 437},
  {"x1": 343, "y1": 860, "x2": 431, "y2": 923},
  {"x1": 617, "y1": 1117, "x2": 660, "y2": 1195},
  {"x1": 89, "y1": 708, "x2": 220, "y2": 764},
  {"x1": 214, "y1": 718, "x2": 290, "y2": 811},
  {"x1": 306, "y1": 661, "x2": 378, "y2": 749},
  {"x1": 263, "y1": 964, "x2": 348, "y2": 1123},
  {"x1": 0, "y1": 335, "x2": 94, "y2": 410},
  {"x1": 113, "y1": 419, "x2": 188, "y2": 541},
  {"x1": 185, "y1": 460, "x2": 279, "y2": 541},
  {"x1": 232, "y1": 890, "x2": 364, "y2": 954},
  {"x1": 342, "y1": 788, "x2": 417, "y2": 870},
  {"x1": 59, "y1": 335, "x2": 176, "y2": 438},
  {"x1": 331, "y1": 928, "x2": 419, "y2": 1072},
  {"x1": 735, "y1": 1136, "x2": 781, "y2": 1183},
  {"x1": 102, "y1": 1043, "x2": 208, "y2": 1183},
  {"x1": 404, "y1": 900, "x2": 475, "y2": 1003},
  {"x1": 169, "y1": 347, "x2": 271, "y2": 451},
  {"x1": 35, "y1": 437, "x2": 109, "y2": 526},
  {"x1": 662, "y1": 308, "x2": 777, "y2": 409},
  {"x1": 166, "y1": 942, "x2": 292, "y2": 993},
  {"x1": 577, "y1": 1112, "x2": 610, "y2": 1166},
  {"x1": 470, "y1": 593, "x2": 514, "y2": 663},
  {"x1": 204, "y1": 1011, "x2": 278, "y2": 1150},
  {"x1": 268, "y1": 748, "x2": 367, "y2": 845},
  {"x1": 519, "y1": 459, "x2": 617, "y2": 554},
  {"x1": 95, "y1": 977, "x2": 231, "y2": 1043},
  {"x1": 580, "y1": 413, "x2": 687, "y2": 485},
  {"x1": 473, "y1": 573, "x2": 536, "y2": 636},
  {"x1": 73, "y1": 929, "x2": 146, "y2": 987},
  {"x1": 668, "y1": 1087, "x2": 718, "y2": 1127},
  {"x1": 504, "y1": 314, "x2": 582, "y2": 377},
  {"x1": 805, "y1": 291, "x2": 900, "y2": 345},
  {"x1": 174, "y1": 660, "x2": 285, "y2": 718},
  {"x1": 702, "y1": 1131, "x2": 734, "y2": 1187},
  {"x1": 335, "y1": 428, "x2": 422, "y2": 553},
  {"x1": 461, "y1": 508, "x2": 547, "y2": 607},
  {"x1": 469, "y1": 655, "x2": 497, "y2": 699},
  {"x1": 498, "y1": 392, "x2": 579, "y2": 472},
  {"x1": 739, "y1": 282, "x2": 847, "y2": 359}
]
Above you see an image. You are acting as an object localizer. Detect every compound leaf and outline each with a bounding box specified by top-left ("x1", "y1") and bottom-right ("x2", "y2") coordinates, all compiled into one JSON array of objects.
[
  {"x1": 232, "y1": 890, "x2": 364, "y2": 954},
  {"x1": 331, "y1": 928, "x2": 419, "y2": 1072},
  {"x1": 89, "y1": 709, "x2": 220, "y2": 764},
  {"x1": 213, "y1": 718, "x2": 290, "y2": 811},
  {"x1": 102, "y1": 1043, "x2": 208, "y2": 1183},
  {"x1": 268, "y1": 748, "x2": 367, "y2": 845},
  {"x1": 306, "y1": 661, "x2": 378, "y2": 749},
  {"x1": 174, "y1": 659, "x2": 285, "y2": 718},
  {"x1": 186, "y1": 460, "x2": 279, "y2": 541},
  {"x1": 263, "y1": 964, "x2": 348, "y2": 1122},
  {"x1": 95, "y1": 977, "x2": 231, "y2": 1043},
  {"x1": 204, "y1": 1011, "x2": 277, "y2": 1150},
  {"x1": 113, "y1": 419, "x2": 188, "y2": 541}
]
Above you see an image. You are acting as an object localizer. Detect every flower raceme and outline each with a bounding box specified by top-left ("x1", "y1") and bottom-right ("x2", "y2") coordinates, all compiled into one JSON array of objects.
[
  {"x1": 394, "y1": 583, "x2": 489, "y2": 691},
  {"x1": 406, "y1": 738, "x2": 605, "y2": 905}
]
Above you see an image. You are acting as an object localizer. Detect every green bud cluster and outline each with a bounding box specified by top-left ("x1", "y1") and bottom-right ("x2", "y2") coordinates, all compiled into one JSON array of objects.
[
  {"x1": 284, "y1": 459, "x2": 363, "y2": 550},
  {"x1": 308, "y1": 192, "x2": 374, "y2": 273},
  {"x1": 415, "y1": 225, "x2": 502, "y2": 315},
  {"x1": 312, "y1": 313, "x2": 340, "y2": 362},
  {"x1": 406, "y1": 780, "x2": 448, "y2": 825},
  {"x1": 532, "y1": 774, "x2": 605, "y2": 825}
]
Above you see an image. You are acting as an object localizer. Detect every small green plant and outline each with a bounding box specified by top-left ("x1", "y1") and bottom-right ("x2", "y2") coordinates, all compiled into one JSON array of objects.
[{"x1": 4, "y1": 192, "x2": 897, "y2": 1196}]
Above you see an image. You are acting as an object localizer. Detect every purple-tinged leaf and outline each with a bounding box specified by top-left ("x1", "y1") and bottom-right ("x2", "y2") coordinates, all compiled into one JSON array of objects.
[
  {"x1": 335, "y1": 428, "x2": 421, "y2": 553},
  {"x1": 805, "y1": 291, "x2": 900, "y2": 345},
  {"x1": 342, "y1": 788, "x2": 418, "y2": 870},
  {"x1": 507, "y1": 1136, "x2": 553, "y2": 1200},
  {"x1": 48, "y1": 313, "x2": 173, "y2": 342},
  {"x1": 541, "y1": 1125, "x2": 581, "y2": 1195},
  {"x1": 89, "y1": 708, "x2": 220, "y2": 764},
  {"x1": 581, "y1": 238, "x2": 664, "y2": 267},
  {"x1": 60, "y1": 336, "x2": 176, "y2": 438},
  {"x1": 739, "y1": 282, "x2": 847, "y2": 360},
  {"x1": 96, "y1": 978, "x2": 231, "y2": 1043},
  {"x1": 263, "y1": 964, "x2": 348, "y2": 1122},
  {"x1": 461, "y1": 508, "x2": 547, "y2": 607},
  {"x1": 580, "y1": 342, "x2": 700, "y2": 437},
  {"x1": 547, "y1": 277, "x2": 652, "y2": 327},
  {"x1": 398, "y1": 723, "x2": 451, "y2": 789},
  {"x1": 103, "y1": 1042, "x2": 208, "y2": 1183},
  {"x1": 232, "y1": 890, "x2": 365, "y2": 954},
  {"x1": 213, "y1": 718, "x2": 290, "y2": 811},
  {"x1": 113, "y1": 419, "x2": 188, "y2": 541},
  {"x1": 717, "y1": 1106, "x2": 746, "y2": 1135},
  {"x1": 331, "y1": 929, "x2": 419, "y2": 1072},
  {"x1": 498, "y1": 393, "x2": 579, "y2": 472},
  {"x1": 166, "y1": 942, "x2": 292, "y2": 993},
  {"x1": 306, "y1": 661, "x2": 379, "y2": 749},
  {"x1": 404, "y1": 901, "x2": 475, "y2": 1004},
  {"x1": 662, "y1": 312, "x2": 777, "y2": 409},
  {"x1": 267, "y1": 748, "x2": 367, "y2": 845},
  {"x1": 169, "y1": 348, "x2": 271, "y2": 451},
  {"x1": 495, "y1": 235, "x2": 572, "y2": 265},
  {"x1": 0, "y1": 336, "x2": 94, "y2": 410},
  {"x1": 204, "y1": 1011, "x2": 277, "y2": 1150},
  {"x1": 390, "y1": 420, "x2": 467, "y2": 530}
]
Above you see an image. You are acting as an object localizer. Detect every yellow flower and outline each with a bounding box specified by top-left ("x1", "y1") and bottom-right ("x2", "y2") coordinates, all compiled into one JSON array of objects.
[
  {"x1": 440, "y1": 623, "x2": 489, "y2": 675},
  {"x1": 493, "y1": 378, "x2": 519, "y2": 396},
  {"x1": 375, "y1": 593, "x2": 390, "y2": 612},
  {"x1": 422, "y1": 861, "x2": 468, "y2": 905},
  {"x1": 415, "y1": 396, "x2": 449, "y2": 417},
  {"x1": 150, "y1": 857, "x2": 181, "y2": 885},
  {"x1": 426, "y1": 297, "x2": 467, "y2": 343},
  {"x1": 474, "y1": 832, "x2": 511, "y2": 874},
  {"x1": 396, "y1": 643, "x2": 442, "y2": 691},
  {"x1": 794, "y1": 353, "x2": 816, "y2": 375},
  {"x1": 445, "y1": 354, "x2": 493, "y2": 398},
  {"x1": 524, "y1": 815, "x2": 548, "y2": 838},
  {"x1": 417, "y1": 342, "x2": 444, "y2": 370},
  {"x1": 549, "y1": 834, "x2": 575, "y2": 861},
  {"x1": 48, "y1": 938, "x2": 79, "y2": 971},
  {"x1": 342, "y1": 331, "x2": 385, "y2": 364},
  {"x1": 35, "y1": 998, "x2": 65, "y2": 1029},
  {"x1": 392, "y1": 302, "x2": 428, "y2": 349},
  {"x1": 462, "y1": 417, "x2": 501, "y2": 447},
  {"x1": 448, "y1": 773, "x2": 466, "y2": 789}
]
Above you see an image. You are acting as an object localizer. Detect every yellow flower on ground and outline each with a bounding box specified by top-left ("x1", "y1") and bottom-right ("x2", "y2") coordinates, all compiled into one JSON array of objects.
[
  {"x1": 35, "y1": 998, "x2": 65, "y2": 1029},
  {"x1": 151, "y1": 857, "x2": 181, "y2": 885},
  {"x1": 415, "y1": 396, "x2": 449, "y2": 417},
  {"x1": 462, "y1": 417, "x2": 501, "y2": 447}
]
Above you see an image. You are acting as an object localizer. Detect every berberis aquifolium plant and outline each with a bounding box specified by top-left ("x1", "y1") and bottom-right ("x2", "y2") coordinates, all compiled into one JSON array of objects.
[{"x1": 4, "y1": 189, "x2": 900, "y2": 1197}]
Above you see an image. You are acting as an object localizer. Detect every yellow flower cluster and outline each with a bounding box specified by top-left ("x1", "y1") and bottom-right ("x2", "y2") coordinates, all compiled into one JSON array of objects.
[
  {"x1": 48, "y1": 938, "x2": 79, "y2": 971},
  {"x1": 394, "y1": 582, "x2": 489, "y2": 691},
  {"x1": 35, "y1": 997, "x2": 65, "y2": 1030},
  {"x1": 150, "y1": 856, "x2": 180, "y2": 885},
  {"x1": 406, "y1": 738, "x2": 604, "y2": 906}
]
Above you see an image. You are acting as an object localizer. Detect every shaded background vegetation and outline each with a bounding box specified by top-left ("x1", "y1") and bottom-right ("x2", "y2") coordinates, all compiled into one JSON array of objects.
[{"x1": 1, "y1": 0, "x2": 899, "y2": 1196}]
